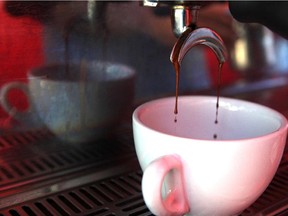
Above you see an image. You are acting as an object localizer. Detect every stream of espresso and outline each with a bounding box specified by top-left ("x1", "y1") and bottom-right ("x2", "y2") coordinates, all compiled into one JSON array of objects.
[
  {"x1": 213, "y1": 62, "x2": 223, "y2": 139},
  {"x1": 173, "y1": 61, "x2": 223, "y2": 139},
  {"x1": 173, "y1": 62, "x2": 180, "y2": 123}
]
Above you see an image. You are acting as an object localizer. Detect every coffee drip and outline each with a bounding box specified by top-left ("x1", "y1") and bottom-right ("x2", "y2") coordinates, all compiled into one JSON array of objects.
[{"x1": 170, "y1": 26, "x2": 227, "y2": 139}]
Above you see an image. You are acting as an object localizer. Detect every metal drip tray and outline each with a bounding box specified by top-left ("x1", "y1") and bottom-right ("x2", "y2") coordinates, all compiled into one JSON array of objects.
[{"x1": 0, "y1": 125, "x2": 287, "y2": 216}]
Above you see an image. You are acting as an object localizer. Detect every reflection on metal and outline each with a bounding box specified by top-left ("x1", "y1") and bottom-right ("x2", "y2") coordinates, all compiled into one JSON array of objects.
[
  {"x1": 234, "y1": 39, "x2": 248, "y2": 69},
  {"x1": 141, "y1": 0, "x2": 204, "y2": 37},
  {"x1": 141, "y1": 0, "x2": 158, "y2": 7},
  {"x1": 229, "y1": 22, "x2": 288, "y2": 80},
  {"x1": 171, "y1": 5, "x2": 200, "y2": 37},
  {"x1": 171, "y1": 27, "x2": 227, "y2": 66},
  {"x1": 0, "y1": 125, "x2": 287, "y2": 215}
]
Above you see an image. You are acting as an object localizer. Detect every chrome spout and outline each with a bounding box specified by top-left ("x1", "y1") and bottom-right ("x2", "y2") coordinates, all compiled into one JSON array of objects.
[
  {"x1": 170, "y1": 27, "x2": 227, "y2": 66},
  {"x1": 171, "y1": 5, "x2": 200, "y2": 37},
  {"x1": 87, "y1": 0, "x2": 107, "y2": 30},
  {"x1": 141, "y1": 0, "x2": 211, "y2": 37}
]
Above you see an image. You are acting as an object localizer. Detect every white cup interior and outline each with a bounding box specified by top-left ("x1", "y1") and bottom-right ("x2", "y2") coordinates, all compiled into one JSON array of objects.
[{"x1": 138, "y1": 96, "x2": 284, "y2": 140}]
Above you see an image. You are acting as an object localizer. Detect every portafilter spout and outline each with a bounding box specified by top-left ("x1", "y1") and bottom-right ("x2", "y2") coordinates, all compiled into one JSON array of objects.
[
  {"x1": 87, "y1": 0, "x2": 108, "y2": 31},
  {"x1": 141, "y1": 0, "x2": 211, "y2": 38},
  {"x1": 170, "y1": 27, "x2": 227, "y2": 66},
  {"x1": 170, "y1": 27, "x2": 227, "y2": 116}
]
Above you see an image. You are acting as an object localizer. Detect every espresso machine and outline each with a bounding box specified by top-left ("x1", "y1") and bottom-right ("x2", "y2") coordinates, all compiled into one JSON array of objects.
[{"x1": 0, "y1": 1, "x2": 287, "y2": 215}]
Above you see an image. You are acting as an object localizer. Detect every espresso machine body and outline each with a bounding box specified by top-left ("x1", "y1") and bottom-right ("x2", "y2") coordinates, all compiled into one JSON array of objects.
[{"x1": 0, "y1": 1, "x2": 287, "y2": 215}]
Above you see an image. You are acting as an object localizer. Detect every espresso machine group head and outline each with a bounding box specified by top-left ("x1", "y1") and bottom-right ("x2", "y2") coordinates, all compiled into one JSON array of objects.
[
  {"x1": 141, "y1": 0, "x2": 211, "y2": 37},
  {"x1": 141, "y1": 1, "x2": 227, "y2": 69}
]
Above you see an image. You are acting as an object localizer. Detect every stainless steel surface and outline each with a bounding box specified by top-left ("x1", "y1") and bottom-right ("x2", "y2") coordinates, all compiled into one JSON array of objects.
[
  {"x1": 229, "y1": 21, "x2": 288, "y2": 80},
  {"x1": 221, "y1": 76, "x2": 288, "y2": 97},
  {"x1": 142, "y1": 0, "x2": 207, "y2": 37},
  {"x1": 0, "y1": 111, "x2": 287, "y2": 215},
  {"x1": 0, "y1": 124, "x2": 136, "y2": 197},
  {"x1": 1, "y1": 160, "x2": 287, "y2": 216},
  {"x1": 87, "y1": 0, "x2": 107, "y2": 28},
  {"x1": 171, "y1": 5, "x2": 199, "y2": 37},
  {"x1": 1, "y1": 1, "x2": 288, "y2": 215},
  {"x1": 171, "y1": 27, "x2": 226, "y2": 65}
]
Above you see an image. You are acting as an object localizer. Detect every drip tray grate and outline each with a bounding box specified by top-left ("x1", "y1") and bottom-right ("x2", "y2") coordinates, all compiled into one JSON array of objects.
[
  {"x1": 0, "y1": 126, "x2": 135, "y2": 193},
  {"x1": 0, "y1": 160, "x2": 288, "y2": 216},
  {"x1": 0, "y1": 170, "x2": 152, "y2": 216},
  {"x1": 0, "y1": 127, "x2": 287, "y2": 215}
]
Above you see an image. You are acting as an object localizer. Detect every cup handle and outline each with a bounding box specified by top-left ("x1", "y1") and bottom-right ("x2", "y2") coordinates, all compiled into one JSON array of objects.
[
  {"x1": 142, "y1": 155, "x2": 189, "y2": 216},
  {"x1": 0, "y1": 82, "x2": 30, "y2": 119}
]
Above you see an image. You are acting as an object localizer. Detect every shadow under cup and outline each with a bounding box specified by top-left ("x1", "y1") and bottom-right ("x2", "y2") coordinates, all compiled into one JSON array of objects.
[{"x1": 28, "y1": 62, "x2": 135, "y2": 143}]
